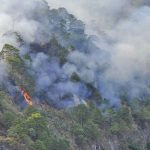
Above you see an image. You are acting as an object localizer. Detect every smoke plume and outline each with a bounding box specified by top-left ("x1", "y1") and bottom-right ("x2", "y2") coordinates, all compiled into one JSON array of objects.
[
  {"x1": 0, "y1": 0, "x2": 150, "y2": 107},
  {"x1": 48, "y1": 0, "x2": 150, "y2": 103}
]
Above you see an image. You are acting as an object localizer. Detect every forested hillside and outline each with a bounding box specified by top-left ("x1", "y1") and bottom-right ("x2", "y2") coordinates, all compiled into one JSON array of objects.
[
  {"x1": 0, "y1": 0, "x2": 150, "y2": 150},
  {"x1": 0, "y1": 92, "x2": 150, "y2": 150}
]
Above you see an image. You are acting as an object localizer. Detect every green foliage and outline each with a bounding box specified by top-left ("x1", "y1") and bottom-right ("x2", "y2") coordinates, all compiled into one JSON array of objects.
[
  {"x1": 23, "y1": 106, "x2": 39, "y2": 116},
  {"x1": 109, "y1": 121, "x2": 128, "y2": 134},
  {"x1": 104, "y1": 104, "x2": 134, "y2": 135},
  {"x1": 32, "y1": 140, "x2": 46, "y2": 150},
  {"x1": 71, "y1": 124, "x2": 84, "y2": 136},
  {"x1": 147, "y1": 142, "x2": 150, "y2": 150},
  {"x1": 83, "y1": 120, "x2": 99, "y2": 140},
  {"x1": 89, "y1": 103, "x2": 104, "y2": 125},
  {"x1": 1, "y1": 44, "x2": 21, "y2": 66},
  {"x1": 0, "y1": 90, "x2": 150, "y2": 150},
  {"x1": 0, "y1": 91, "x2": 18, "y2": 130},
  {"x1": 0, "y1": 91, "x2": 7, "y2": 111},
  {"x1": 70, "y1": 104, "x2": 102, "y2": 146},
  {"x1": 117, "y1": 106, "x2": 133, "y2": 124},
  {"x1": 2, "y1": 111, "x2": 17, "y2": 128},
  {"x1": 23, "y1": 54, "x2": 32, "y2": 62},
  {"x1": 8, "y1": 108, "x2": 71, "y2": 150},
  {"x1": 6, "y1": 55, "x2": 23, "y2": 65},
  {"x1": 49, "y1": 138, "x2": 71, "y2": 150},
  {"x1": 8, "y1": 111, "x2": 47, "y2": 140},
  {"x1": 137, "y1": 107, "x2": 150, "y2": 120},
  {"x1": 74, "y1": 134, "x2": 86, "y2": 147},
  {"x1": 72, "y1": 104, "x2": 90, "y2": 126},
  {"x1": 3, "y1": 44, "x2": 19, "y2": 52},
  {"x1": 128, "y1": 143, "x2": 140, "y2": 150},
  {"x1": 1, "y1": 43, "x2": 35, "y2": 92},
  {"x1": 71, "y1": 123, "x2": 86, "y2": 146},
  {"x1": 26, "y1": 112, "x2": 46, "y2": 131}
]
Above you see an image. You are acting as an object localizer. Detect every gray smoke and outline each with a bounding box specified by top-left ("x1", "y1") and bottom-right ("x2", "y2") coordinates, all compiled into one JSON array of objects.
[
  {"x1": 0, "y1": 0, "x2": 150, "y2": 107},
  {"x1": 0, "y1": 0, "x2": 52, "y2": 47},
  {"x1": 48, "y1": 0, "x2": 150, "y2": 103},
  {"x1": 0, "y1": 0, "x2": 88, "y2": 107}
]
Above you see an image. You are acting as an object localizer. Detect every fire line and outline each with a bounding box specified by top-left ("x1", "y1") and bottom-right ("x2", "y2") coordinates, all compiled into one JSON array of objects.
[{"x1": 20, "y1": 87, "x2": 33, "y2": 106}]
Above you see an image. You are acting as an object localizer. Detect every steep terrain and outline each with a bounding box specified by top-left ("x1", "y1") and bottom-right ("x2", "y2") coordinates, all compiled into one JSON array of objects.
[
  {"x1": 0, "y1": 1, "x2": 150, "y2": 150},
  {"x1": 0, "y1": 5, "x2": 102, "y2": 108},
  {"x1": 0, "y1": 93, "x2": 150, "y2": 150}
]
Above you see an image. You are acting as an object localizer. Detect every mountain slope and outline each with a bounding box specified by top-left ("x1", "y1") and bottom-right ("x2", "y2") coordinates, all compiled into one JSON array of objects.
[
  {"x1": 0, "y1": 1, "x2": 149, "y2": 150},
  {"x1": 0, "y1": 95, "x2": 150, "y2": 150}
]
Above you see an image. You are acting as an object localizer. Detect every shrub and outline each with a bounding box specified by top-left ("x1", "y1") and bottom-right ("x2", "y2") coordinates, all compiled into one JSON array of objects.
[
  {"x1": 3, "y1": 111, "x2": 16, "y2": 128},
  {"x1": 83, "y1": 121, "x2": 100, "y2": 140},
  {"x1": 32, "y1": 140, "x2": 46, "y2": 150}
]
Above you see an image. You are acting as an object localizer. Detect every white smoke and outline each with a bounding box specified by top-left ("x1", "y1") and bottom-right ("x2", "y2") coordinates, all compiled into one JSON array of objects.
[
  {"x1": 0, "y1": 0, "x2": 150, "y2": 106},
  {"x1": 48, "y1": 0, "x2": 150, "y2": 102},
  {"x1": 0, "y1": 0, "x2": 52, "y2": 46},
  {"x1": 47, "y1": 0, "x2": 150, "y2": 34}
]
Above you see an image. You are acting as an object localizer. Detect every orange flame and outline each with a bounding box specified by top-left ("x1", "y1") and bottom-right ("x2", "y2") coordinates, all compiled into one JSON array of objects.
[{"x1": 20, "y1": 87, "x2": 33, "y2": 106}]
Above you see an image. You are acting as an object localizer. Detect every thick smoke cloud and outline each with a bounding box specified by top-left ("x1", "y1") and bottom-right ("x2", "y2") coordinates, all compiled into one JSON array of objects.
[
  {"x1": 0, "y1": 0, "x2": 150, "y2": 106},
  {"x1": 47, "y1": 0, "x2": 149, "y2": 34},
  {"x1": 0, "y1": 0, "x2": 89, "y2": 107},
  {"x1": 0, "y1": 0, "x2": 52, "y2": 48},
  {"x1": 48, "y1": 0, "x2": 150, "y2": 103}
]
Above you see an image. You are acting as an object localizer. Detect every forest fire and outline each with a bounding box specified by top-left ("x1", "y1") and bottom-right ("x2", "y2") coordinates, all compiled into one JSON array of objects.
[{"x1": 19, "y1": 87, "x2": 33, "y2": 106}]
